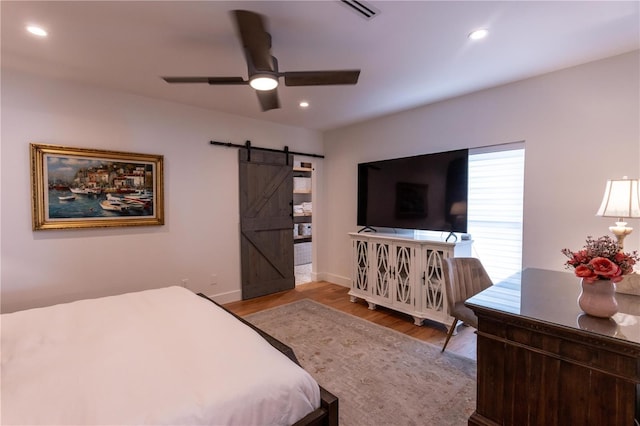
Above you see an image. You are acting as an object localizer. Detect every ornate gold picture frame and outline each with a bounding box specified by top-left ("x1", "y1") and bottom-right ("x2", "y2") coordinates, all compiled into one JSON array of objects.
[{"x1": 30, "y1": 143, "x2": 164, "y2": 230}]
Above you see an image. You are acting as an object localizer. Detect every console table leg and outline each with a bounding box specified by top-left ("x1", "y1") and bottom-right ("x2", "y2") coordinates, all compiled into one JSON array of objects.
[
  {"x1": 412, "y1": 316, "x2": 424, "y2": 326},
  {"x1": 367, "y1": 302, "x2": 377, "y2": 310},
  {"x1": 349, "y1": 295, "x2": 358, "y2": 303}
]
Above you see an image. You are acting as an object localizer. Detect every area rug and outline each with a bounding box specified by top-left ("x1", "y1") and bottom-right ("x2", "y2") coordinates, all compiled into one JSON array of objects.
[{"x1": 245, "y1": 299, "x2": 476, "y2": 426}]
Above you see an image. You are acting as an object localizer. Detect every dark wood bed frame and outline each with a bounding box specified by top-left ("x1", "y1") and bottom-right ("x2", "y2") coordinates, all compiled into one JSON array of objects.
[{"x1": 197, "y1": 294, "x2": 339, "y2": 426}]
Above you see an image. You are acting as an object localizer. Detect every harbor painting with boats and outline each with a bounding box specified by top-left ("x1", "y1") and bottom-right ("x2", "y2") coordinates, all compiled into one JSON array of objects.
[
  {"x1": 47, "y1": 158, "x2": 155, "y2": 219},
  {"x1": 31, "y1": 144, "x2": 163, "y2": 230}
]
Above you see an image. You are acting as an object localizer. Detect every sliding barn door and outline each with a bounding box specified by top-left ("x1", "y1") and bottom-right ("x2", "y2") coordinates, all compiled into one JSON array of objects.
[{"x1": 239, "y1": 148, "x2": 294, "y2": 299}]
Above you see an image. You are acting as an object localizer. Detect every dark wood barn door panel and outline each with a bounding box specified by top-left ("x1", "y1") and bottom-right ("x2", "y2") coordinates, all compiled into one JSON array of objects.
[{"x1": 239, "y1": 149, "x2": 294, "y2": 299}]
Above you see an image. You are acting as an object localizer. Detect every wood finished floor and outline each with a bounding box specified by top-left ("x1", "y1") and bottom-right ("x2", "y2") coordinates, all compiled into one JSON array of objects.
[{"x1": 224, "y1": 281, "x2": 477, "y2": 361}]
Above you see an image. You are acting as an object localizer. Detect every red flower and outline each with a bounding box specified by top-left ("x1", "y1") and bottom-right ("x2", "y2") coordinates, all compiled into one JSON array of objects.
[
  {"x1": 614, "y1": 252, "x2": 627, "y2": 263},
  {"x1": 575, "y1": 265, "x2": 597, "y2": 282},
  {"x1": 589, "y1": 257, "x2": 620, "y2": 278},
  {"x1": 574, "y1": 250, "x2": 589, "y2": 263}
]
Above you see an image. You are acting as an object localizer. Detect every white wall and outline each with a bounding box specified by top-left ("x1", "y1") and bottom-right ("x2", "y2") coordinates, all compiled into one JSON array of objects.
[
  {"x1": 3, "y1": 51, "x2": 639, "y2": 312},
  {"x1": 318, "y1": 51, "x2": 640, "y2": 286},
  {"x1": 1, "y1": 69, "x2": 323, "y2": 313}
]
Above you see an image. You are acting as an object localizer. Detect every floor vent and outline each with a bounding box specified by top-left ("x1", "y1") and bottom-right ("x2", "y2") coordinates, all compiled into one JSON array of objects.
[{"x1": 340, "y1": 0, "x2": 380, "y2": 20}]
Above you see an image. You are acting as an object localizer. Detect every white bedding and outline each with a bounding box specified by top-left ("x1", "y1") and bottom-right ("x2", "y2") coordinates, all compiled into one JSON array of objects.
[{"x1": 1, "y1": 286, "x2": 320, "y2": 425}]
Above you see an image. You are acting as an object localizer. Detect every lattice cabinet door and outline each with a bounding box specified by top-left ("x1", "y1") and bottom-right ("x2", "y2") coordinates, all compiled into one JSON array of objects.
[
  {"x1": 350, "y1": 238, "x2": 370, "y2": 299},
  {"x1": 420, "y1": 247, "x2": 449, "y2": 321},
  {"x1": 371, "y1": 241, "x2": 392, "y2": 304},
  {"x1": 392, "y1": 242, "x2": 417, "y2": 311}
]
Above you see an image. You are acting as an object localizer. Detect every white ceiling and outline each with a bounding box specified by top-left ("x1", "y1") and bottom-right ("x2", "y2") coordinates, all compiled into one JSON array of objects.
[{"x1": 2, "y1": 1, "x2": 639, "y2": 131}]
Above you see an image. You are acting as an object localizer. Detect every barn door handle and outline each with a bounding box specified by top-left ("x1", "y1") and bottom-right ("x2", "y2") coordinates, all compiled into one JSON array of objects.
[
  {"x1": 245, "y1": 140, "x2": 251, "y2": 162},
  {"x1": 289, "y1": 200, "x2": 293, "y2": 218}
]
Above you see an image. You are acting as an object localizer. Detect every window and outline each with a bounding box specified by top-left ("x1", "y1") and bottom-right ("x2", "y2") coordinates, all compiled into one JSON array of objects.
[{"x1": 467, "y1": 143, "x2": 525, "y2": 283}]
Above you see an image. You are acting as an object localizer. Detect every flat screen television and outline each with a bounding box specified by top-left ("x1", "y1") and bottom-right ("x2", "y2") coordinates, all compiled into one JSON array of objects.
[{"x1": 357, "y1": 149, "x2": 468, "y2": 233}]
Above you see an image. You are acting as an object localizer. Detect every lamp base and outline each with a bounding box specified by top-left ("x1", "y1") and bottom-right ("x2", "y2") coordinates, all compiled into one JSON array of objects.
[
  {"x1": 616, "y1": 272, "x2": 640, "y2": 296},
  {"x1": 609, "y1": 221, "x2": 632, "y2": 251}
]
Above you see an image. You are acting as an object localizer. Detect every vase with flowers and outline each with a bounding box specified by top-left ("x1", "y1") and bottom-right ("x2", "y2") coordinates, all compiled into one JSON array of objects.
[{"x1": 561, "y1": 235, "x2": 639, "y2": 318}]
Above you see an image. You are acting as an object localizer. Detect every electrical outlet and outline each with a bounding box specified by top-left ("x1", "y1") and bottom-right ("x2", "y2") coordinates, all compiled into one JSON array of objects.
[
  {"x1": 181, "y1": 278, "x2": 189, "y2": 288},
  {"x1": 210, "y1": 274, "x2": 218, "y2": 286}
]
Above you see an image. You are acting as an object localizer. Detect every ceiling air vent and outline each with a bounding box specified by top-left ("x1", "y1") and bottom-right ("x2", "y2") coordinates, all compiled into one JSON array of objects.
[{"x1": 340, "y1": 0, "x2": 380, "y2": 20}]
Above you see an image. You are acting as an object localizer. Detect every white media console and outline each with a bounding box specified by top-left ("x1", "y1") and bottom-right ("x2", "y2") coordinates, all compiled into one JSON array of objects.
[{"x1": 349, "y1": 232, "x2": 472, "y2": 327}]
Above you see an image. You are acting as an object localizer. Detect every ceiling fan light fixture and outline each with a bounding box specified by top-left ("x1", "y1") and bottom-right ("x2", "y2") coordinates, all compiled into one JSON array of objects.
[
  {"x1": 468, "y1": 28, "x2": 489, "y2": 40},
  {"x1": 26, "y1": 25, "x2": 48, "y2": 37},
  {"x1": 249, "y1": 74, "x2": 278, "y2": 91}
]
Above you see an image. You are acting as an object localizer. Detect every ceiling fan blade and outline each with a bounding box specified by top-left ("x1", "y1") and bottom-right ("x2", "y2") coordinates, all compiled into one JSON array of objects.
[
  {"x1": 283, "y1": 70, "x2": 360, "y2": 86},
  {"x1": 162, "y1": 77, "x2": 248, "y2": 85},
  {"x1": 256, "y1": 89, "x2": 280, "y2": 111},
  {"x1": 232, "y1": 10, "x2": 274, "y2": 72}
]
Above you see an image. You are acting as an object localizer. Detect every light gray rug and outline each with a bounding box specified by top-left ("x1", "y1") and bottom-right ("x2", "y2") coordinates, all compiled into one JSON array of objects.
[{"x1": 245, "y1": 299, "x2": 476, "y2": 426}]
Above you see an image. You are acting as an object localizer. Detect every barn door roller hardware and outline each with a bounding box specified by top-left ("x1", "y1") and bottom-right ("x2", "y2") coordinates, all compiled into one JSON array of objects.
[{"x1": 210, "y1": 140, "x2": 324, "y2": 163}]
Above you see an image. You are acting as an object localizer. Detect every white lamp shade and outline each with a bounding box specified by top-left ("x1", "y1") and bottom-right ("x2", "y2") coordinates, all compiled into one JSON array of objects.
[{"x1": 596, "y1": 178, "x2": 640, "y2": 218}]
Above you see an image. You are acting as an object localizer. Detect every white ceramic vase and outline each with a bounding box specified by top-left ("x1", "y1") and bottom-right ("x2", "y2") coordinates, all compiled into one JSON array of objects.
[{"x1": 577, "y1": 278, "x2": 618, "y2": 318}]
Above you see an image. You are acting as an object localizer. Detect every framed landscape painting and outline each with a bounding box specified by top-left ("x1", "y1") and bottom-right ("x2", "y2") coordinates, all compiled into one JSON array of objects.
[{"x1": 30, "y1": 143, "x2": 164, "y2": 230}]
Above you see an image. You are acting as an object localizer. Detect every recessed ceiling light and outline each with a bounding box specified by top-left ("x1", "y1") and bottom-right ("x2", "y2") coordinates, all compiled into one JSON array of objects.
[
  {"x1": 26, "y1": 25, "x2": 48, "y2": 37},
  {"x1": 299, "y1": 101, "x2": 310, "y2": 108},
  {"x1": 468, "y1": 28, "x2": 488, "y2": 41}
]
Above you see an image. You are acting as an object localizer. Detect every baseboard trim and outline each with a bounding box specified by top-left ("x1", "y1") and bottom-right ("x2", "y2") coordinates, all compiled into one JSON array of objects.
[
  {"x1": 210, "y1": 273, "x2": 351, "y2": 304},
  {"x1": 315, "y1": 272, "x2": 350, "y2": 288},
  {"x1": 206, "y1": 289, "x2": 242, "y2": 304}
]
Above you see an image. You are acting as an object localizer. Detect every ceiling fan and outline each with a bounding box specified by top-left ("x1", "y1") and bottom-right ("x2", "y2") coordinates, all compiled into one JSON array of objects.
[{"x1": 162, "y1": 10, "x2": 361, "y2": 112}]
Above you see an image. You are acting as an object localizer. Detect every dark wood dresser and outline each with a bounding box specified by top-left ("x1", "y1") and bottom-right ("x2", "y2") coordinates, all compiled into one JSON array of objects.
[{"x1": 466, "y1": 268, "x2": 640, "y2": 426}]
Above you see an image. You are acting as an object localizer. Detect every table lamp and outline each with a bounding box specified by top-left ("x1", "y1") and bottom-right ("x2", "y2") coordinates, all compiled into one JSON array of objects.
[{"x1": 596, "y1": 177, "x2": 640, "y2": 250}]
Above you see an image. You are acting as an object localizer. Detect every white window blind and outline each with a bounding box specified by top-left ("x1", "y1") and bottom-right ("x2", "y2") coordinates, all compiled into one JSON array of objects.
[{"x1": 468, "y1": 144, "x2": 525, "y2": 283}]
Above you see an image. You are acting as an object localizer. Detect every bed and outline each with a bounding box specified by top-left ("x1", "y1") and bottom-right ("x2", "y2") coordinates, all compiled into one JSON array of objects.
[{"x1": 1, "y1": 286, "x2": 338, "y2": 425}]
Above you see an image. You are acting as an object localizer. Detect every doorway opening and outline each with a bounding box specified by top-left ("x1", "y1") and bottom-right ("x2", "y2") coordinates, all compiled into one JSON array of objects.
[{"x1": 293, "y1": 158, "x2": 313, "y2": 285}]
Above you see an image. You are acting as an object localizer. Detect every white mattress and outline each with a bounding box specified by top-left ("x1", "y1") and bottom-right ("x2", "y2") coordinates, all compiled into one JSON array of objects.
[{"x1": 1, "y1": 286, "x2": 320, "y2": 425}]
